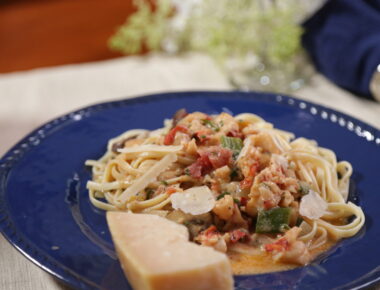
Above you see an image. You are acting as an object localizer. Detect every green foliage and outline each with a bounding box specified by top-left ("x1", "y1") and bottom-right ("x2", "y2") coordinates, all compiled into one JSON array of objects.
[
  {"x1": 109, "y1": 0, "x2": 172, "y2": 54},
  {"x1": 110, "y1": 0, "x2": 302, "y2": 58}
]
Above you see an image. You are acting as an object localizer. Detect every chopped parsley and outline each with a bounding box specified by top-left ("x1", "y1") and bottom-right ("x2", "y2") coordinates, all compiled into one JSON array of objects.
[
  {"x1": 233, "y1": 198, "x2": 240, "y2": 205},
  {"x1": 216, "y1": 191, "x2": 230, "y2": 200},
  {"x1": 160, "y1": 180, "x2": 169, "y2": 186},
  {"x1": 202, "y1": 119, "x2": 220, "y2": 132}
]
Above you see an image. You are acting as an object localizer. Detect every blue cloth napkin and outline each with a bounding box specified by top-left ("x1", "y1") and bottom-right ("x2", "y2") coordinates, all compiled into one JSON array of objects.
[{"x1": 302, "y1": 0, "x2": 380, "y2": 99}]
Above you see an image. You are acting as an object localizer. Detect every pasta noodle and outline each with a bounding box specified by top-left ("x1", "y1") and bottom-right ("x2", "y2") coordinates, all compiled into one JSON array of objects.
[{"x1": 86, "y1": 110, "x2": 365, "y2": 270}]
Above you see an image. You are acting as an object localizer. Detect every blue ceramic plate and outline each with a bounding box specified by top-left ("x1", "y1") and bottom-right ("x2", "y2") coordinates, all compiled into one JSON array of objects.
[{"x1": 1, "y1": 91, "x2": 379, "y2": 290}]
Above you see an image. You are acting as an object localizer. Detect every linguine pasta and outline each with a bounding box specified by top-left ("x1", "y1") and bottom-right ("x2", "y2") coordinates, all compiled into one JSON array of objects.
[{"x1": 86, "y1": 110, "x2": 365, "y2": 268}]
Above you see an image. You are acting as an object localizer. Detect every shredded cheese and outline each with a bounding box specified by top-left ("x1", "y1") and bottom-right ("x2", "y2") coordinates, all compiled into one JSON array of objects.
[{"x1": 299, "y1": 190, "x2": 327, "y2": 220}]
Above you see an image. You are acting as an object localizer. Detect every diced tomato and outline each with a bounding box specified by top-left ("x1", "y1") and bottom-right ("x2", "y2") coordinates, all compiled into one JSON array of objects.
[
  {"x1": 263, "y1": 200, "x2": 275, "y2": 210},
  {"x1": 240, "y1": 163, "x2": 258, "y2": 190},
  {"x1": 249, "y1": 163, "x2": 258, "y2": 176},
  {"x1": 206, "y1": 147, "x2": 232, "y2": 169},
  {"x1": 230, "y1": 229, "x2": 249, "y2": 243},
  {"x1": 187, "y1": 162, "x2": 202, "y2": 178},
  {"x1": 240, "y1": 197, "x2": 248, "y2": 206},
  {"x1": 195, "y1": 225, "x2": 221, "y2": 246},
  {"x1": 186, "y1": 147, "x2": 231, "y2": 178},
  {"x1": 187, "y1": 154, "x2": 213, "y2": 178},
  {"x1": 203, "y1": 225, "x2": 218, "y2": 237},
  {"x1": 264, "y1": 237, "x2": 290, "y2": 252},
  {"x1": 240, "y1": 178, "x2": 253, "y2": 190},
  {"x1": 164, "y1": 125, "x2": 188, "y2": 145},
  {"x1": 193, "y1": 130, "x2": 211, "y2": 145}
]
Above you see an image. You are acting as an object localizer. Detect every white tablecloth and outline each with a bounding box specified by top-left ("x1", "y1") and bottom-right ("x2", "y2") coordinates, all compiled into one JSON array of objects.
[{"x1": 0, "y1": 53, "x2": 379, "y2": 290}]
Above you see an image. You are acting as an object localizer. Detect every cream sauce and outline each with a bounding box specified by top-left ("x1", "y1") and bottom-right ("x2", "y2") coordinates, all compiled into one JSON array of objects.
[{"x1": 228, "y1": 240, "x2": 337, "y2": 275}]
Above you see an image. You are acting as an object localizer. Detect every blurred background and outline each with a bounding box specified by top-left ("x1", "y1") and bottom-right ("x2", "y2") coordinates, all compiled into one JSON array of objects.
[
  {"x1": 0, "y1": 1, "x2": 380, "y2": 289},
  {"x1": 0, "y1": 0, "x2": 133, "y2": 72}
]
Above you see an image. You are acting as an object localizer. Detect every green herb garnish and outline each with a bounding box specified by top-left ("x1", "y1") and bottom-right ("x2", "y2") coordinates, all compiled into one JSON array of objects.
[
  {"x1": 216, "y1": 191, "x2": 230, "y2": 200},
  {"x1": 202, "y1": 119, "x2": 220, "y2": 132}
]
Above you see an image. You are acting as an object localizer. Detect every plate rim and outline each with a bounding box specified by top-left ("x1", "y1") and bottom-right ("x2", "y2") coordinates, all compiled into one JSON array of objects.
[{"x1": 0, "y1": 90, "x2": 379, "y2": 290}]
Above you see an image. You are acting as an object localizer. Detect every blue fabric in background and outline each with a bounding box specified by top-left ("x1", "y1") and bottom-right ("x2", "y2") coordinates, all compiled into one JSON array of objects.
[{"x1": 302, "y1": 0, "x2": 380, "y2": 99}]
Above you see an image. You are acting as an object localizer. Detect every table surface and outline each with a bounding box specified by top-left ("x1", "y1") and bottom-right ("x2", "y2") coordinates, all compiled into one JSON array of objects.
[{"x1": 1, "y1": 1, "x2": 380, "y2": 289}]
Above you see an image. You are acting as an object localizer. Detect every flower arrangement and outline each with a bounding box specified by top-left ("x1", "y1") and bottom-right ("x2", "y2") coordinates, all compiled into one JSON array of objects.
[{"x1": 109, "y1": 0, "x2": 313, "y2": 92}]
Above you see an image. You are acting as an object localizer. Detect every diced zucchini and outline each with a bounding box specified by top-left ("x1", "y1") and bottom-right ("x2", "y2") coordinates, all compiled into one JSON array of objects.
[
  {"x1": 256, "y1": 207, "x2": 292, "y2": 233},
  {"x1": 220, "y1": 136, "x2": 243, "y2": 158}
]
